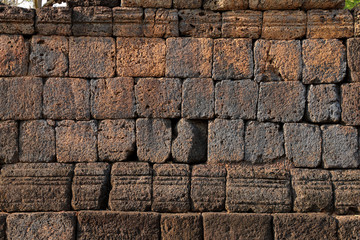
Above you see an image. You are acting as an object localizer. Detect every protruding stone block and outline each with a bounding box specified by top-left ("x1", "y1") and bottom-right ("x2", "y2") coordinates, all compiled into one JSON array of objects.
[
  {"x1": 204, "y1": 0, "x2": 248, "y2": 10},
  {"x1": 68, "y1": 0, "x2": 120, "y2": 7},
  {"x1": 336, "y1": 216, "x2": 360, "y2": 239},
  {"x1": 113, "y1": 7, "x2": 143, "y2": 37},
  {"x1": 161, "y1": 214, "x2": 203, "y2": 240},
  {"x1": 0, "y1": 6, "x2": 34, "y2": 34},
  {"x1": 302, "y1": 0, "x2": 344, "y2": 9},
  {"x1": 347, "y1": 38, "x2": 360, "y2": 82},
  {"x1": 173, "y1": 0, "x2": 201, "y2": 8},
  {"x1": 144, "y1": 8, "x2": 178, "y2": 37},
  {"x1": 0, "y1": 121, "x2": 18, "y2": 164},
  {"x1": 179, "y1": 10, "x2": 221, "y2": 38},
  {"x1": 250, "y1": 0, "x2": 303, "y2": 10},
  {"x1": 342, "y1": 83, "x2": 360, "y2": 125},
  {"x1": 0, "y1": 35, "x2": 28, "y2": 77},
  {"x1": 36, "y1": 7, "x2": 72, "y2": 35},
  {"x1": 222, "y1": 11, "x2": 262, "y2": 38},
  {"x1": 122, "y1": 0, "x2": 171, "y2": 8}
]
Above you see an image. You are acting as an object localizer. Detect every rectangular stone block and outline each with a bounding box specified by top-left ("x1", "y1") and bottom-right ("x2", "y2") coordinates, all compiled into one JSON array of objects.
[
  {"x1": 0, "y1": 163, "x2": 73, "y2": 212},
  {"x1": 0, "y1": 213, "x2": 5, "y2": 240},
  {"x1": 68, "y1": 0, "x2": 120, "y2": 7},
  {"x1": 117, "y1": 37, "x2": 166, "y2": 77},
  {"x1": 0, "y1": 6, "x2": 34, "y2": 34},
  {"x1": 161, "y1": 214, "x2": 203, "y2": 240},
  {"x1": 173, "y1": 0, "x2": 201, "y2": 8},
  {"x1": 7, "y1": 212, "x2": 76, "y2": 240},
  {"x1": 0, "y1": 121, "x2": 18, "y2": 164},
  {"x1": 226, "y1": 166, "x2": 291, "y2": 213},
  {"x1": 208, "y1": 119, "x2": 244, "y2": 163},
  {"x1": 204, "y1": 0, "x2": 248, "y2": 10},
  {"x1": 43, "y1": 78, "x2": 90, "y2": 120},
  {"x1": 72, "y1": 163, "x2": 110, "y2": 210},
  {"x1": 250, "y1": 0, "x2": 303, "y2": 10},
  {"x1": 0, "y1": 35, "x2": 28, "y2": 77},
  {"x1": 122, "y1": 0, "x2": 172, "y2": 8},
  {"x1": 152, "y1": 164, "x2": 190, "y2": 212},
  {"x1": 291, "y1": 169, "x2": 333, "y2": 212},
  {"x1": 72, "y1": 7, "x2": 112, "y2": 36},
  {"x1": 56, "y1": 120, "x2": 97, "y2": 163},
  {"x1": 77, "y1": 211, "x2": 160, "y2": 240},
  {"x1": 0, "y1": 77, "x2": 42, "y2": 120},
  {"x1": 191, "y1": 164, "x2": 226, "y2": 212},
  {"x1": 91, "y1": 78, "x2": 135, "y2": 119},
  {"x1": 144, "y1": 9, "x2": 178, "y2": 38},
  {"x1": 179, "y1": 10, "x2": 221, "y2": 38},
  {"x1": 36, "y1": 7, "x2": 72, "y2": 35},
  {"x1": 109, "y1": 162, "x2": 151, "y2": 211},
  {"x1": 98, "y1": 119, "x2": 135, "y2": 162},
  {"x1": 302, "y1": 0, "x2": 344, "y2": 9},
  {"x1": 135, "y1": 78, "x2": 181, "y2": 118},
  {"x1": 342, "y1": 83, "x2": 360, "y2": 125},
  {"x1": 347, "y1": 38, "x2": 360, "y2": 82},
  {"x1": 222, "y1": 11, "x2": 262, "y2": 38},
  {"x1": 113, "y1": 7, "x2": 143, "y2": 37},
  {"x1": 336, "y1": 216, "x2": 360, "y2": 240}
]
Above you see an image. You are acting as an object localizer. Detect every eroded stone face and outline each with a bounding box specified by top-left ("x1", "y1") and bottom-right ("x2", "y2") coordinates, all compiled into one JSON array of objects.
[
  {"x1": 203, "y1": 0, "x2": 248, "y2": 10},
  {"x1": 0, "y1": 6, "x2": 34, "y2": 35},
  {"x1": 341, "y1": 83, "x2": 360, "y2": 125},
  {"x1": 173, "y1": 0, "x2": 201, "y2": 8},
  {"x1": 122, "y1": 0, "x2": 172, "y2": 8},
  {"x1": 249, "y1": 0, "x2": 303, "y2": 10},
  {"x1": 161, "y1": 214, "x2": 203, "y2": 240},
  {"x1": 36, "y1": 7, "x2": 72, "y2": 36},
  {"x1": 348, "y1": 38, "x2": 360, "y2": 82},
  {"x1": 337, "y1": 216, "x2": 360, "y2": 240},
  {"x1": 222, "y1": 11, "x2": 262, "y2": 38},
  {"x1": 302, "y1": 0, "x2": 345, "y2": 9},
  {"x1": 144, "y1": 9, "x2": 178, "y2": 38},
  {"x1": 0, "y1": 121, "x2": 18, "y2": 164},
  {"x1": 113, "y1": 7, "x2": 143, "y2": 37},
  {"x1": 0, "y1": 35, "x2": 28, "y2": 76}
]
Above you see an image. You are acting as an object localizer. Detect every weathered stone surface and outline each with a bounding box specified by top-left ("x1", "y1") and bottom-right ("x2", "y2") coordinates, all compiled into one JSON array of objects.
[
  {"x1": 284, "y1": 123, "x2": 321, "y2": 168},
  {"x1": 302, "y1": 0, "x2": 345, "y2": 9},
  {"x1": 227, "y1": 166, "x2": 291, "y2": 213},
  {"x1": 302, "y1": 39, "x2": 346, "y2": 84},
  {"x1": 254, "y1": 40, "x2": 302, "y2": 82},
  {"x1": 0, "y1": 121, "x2": 18, "y2": 164},
  {"x1": 291, "y1": 169, "x2": 333, "y2": 213},
  {"x1": 161, "y1": 214, "x2": 203, "y2": 240},
  {"x1": 173, "y1": 0, "x2": 201, "y2": 8},
  {"x1": 7, "y1": 212, "x2": 76, "y2": 240},
  {"x1": 0, "y1": 35, "x2": 28, "y2": 77},
  {"x1": 347, "y1": 38, "x2": 360, "y2": 82},
  {"x1": 91, "y1": 78, "x2": 135, "y2": 119},
  {"x1": 56, "y1": 120, "x2": 97, "y2": 163},
  {"x1": 0, "y1": 77, "x2": 42, "y2": 120},
  {"x1": 19, "y1": 120, "x2": 55, "y2": 163},
  {"x1": 179, "y1": 10, "x2": 221, "y2": 38},
  {"x1": 208, "y1": 119, "x2": 244, "y2": 163},
  {"x1": 258, "y1": 82, "x2": 306, "y2": 122},
  {"x1": 336, "y1": 216, "x2": 360, "y2": 239},
  {"x1": 213, "y1": 39, "x2": 253, "y2": 80},
  {"x1": 191, "y1": 164, "x2": 226, "y2": 212},
  {"x1": 36, "y1": 7, "x2": 72, "y2": 35},
  {"x1": 69, "y1": 37, "x2": 115, "y2": 78},
  {"x1": 182, "y1": 78, "x2": 214, "y2": 119},
  {"x1": 342, "y1": 83, "x2": 360, "y2": 125},
  {"x1": 203, "y1": 213, "x2": 272, "y2": 240},
  {"x1": 172, "y1": 119, "x2": 207, "y2": 164},
  {"x1": 204, "y1": 0, "x2": 248, "y2": 10},
  {"x1": 122, "y1": 0, "x2": 171, "y2": 8},
  {"x1": 136, "y1": 118, "x2": 171, "y2": 163},
  {"x1": 68, "y1": 0, "x2": 120, "y2": 7},
  {"x1": 215, "y1": 80, "x2": 258, "y2": 120},
  {"x1": 0, "y1": 213, "x2": 5, "y2": 240},
  {"x1": 43, "y1": 78, "x2": 90, "y2": 120},
  {"x1": 0, "y1": 163, "x2": 73, "y2": 212},
  {"x1": 262, "y1": 11, "x2": 306, "y2": 40},
  {"x1": 355, "y1": 9, "x2": 360, "y2": 37},
  {"x1": 166, "y1": 38, "x2": 213, "y2": 78},
  {"x1": 222, "y1": 11, "x2": 262, "y2": 38},
  {"x1": 98, "y1": 119, "x2": 135, "y2": 162},
  {"x1": 117, "y1": 38, "x2": 166, "y2": 77},
  {"x1": 72, "y1": 7, "x2": 112, "y2": 36},
  {"x1": 29, "y1": 35, "x2": 69, "y2": 77},
  {"x1": 144, "y1": 9, "x2": 178, "y2": 37},
  {"x1": 307, "y1": 10, "x2": 353, "y2": 39},
  {"x1": 0, "y1": 6, "x2": 34, "y2": 35},
  {"x1": 152, "y1": 164, "x2": 190, "y2": 212},
  {"x1": 321, "y1": 125, "x2": 359, "y2": 168},
  {"x1": 113, "y1": 7, "x2": 143, "y2": 37},
  {"x1": 250, "y1": 0, "x2": 302, "y2": 10},
  {"x1": 245, "y1": 121, "x2": 284, "y2": 163},
  {"x1": 109, "y1": 162, "x2": 151, "y2": 211},
  {"x1": 135, "y1": 78, "x2": 181, "y2": 118},
  {"x1": 77, "y1": 211, "x2": 160, "y2": 240}
]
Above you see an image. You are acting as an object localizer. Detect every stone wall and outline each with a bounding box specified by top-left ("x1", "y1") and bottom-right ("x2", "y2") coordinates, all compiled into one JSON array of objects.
[{"x1": 0, "y1": 0, "x2": 360, "y2": 239}]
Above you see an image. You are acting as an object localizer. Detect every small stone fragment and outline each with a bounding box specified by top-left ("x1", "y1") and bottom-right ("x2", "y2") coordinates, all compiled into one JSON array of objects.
[
  {"x1": 179, "y1": 10, "x2": 221, "y2": 38},
  {"x1": 0, "y1": 6, "x2": 34, "y2": 34},
  {"x1": 222, "y1": 11, "x2": 262, "y2": 38},
  {"x1": 161, "y1": 214, "x2": 203, "y2": 240},
  {"x1": 0, "y1": 35, "x2": 28, "y2": 77},
  {"x1": 341, "y1": 83, "x2": 360, "y2": 125},
  {"x1": 0, "y1": 121, "x2": 18, "y2": 164},
  {"x1": 36, "y1": 7, "x2": 72, "y2": 35},
  {"x1": 144, "y1": 8, "x2": 178, "y2": 38},
  {"x1": 113, "y1": 7, "x2": 143, "y2": 37}
]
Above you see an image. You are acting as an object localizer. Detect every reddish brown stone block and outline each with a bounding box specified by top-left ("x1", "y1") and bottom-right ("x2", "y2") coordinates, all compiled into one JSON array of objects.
[
  {"x1": 337, "y1": 216, "x2": 360, "y2": 240},
  {"x1": 347, "y1": 38, "x2": 360, "y2": 82},
  {"x1": 173, "y1": 0, "x2": 201, "y2": 8},
  {"x1": 144, "y1": 9, "x2": 178, "y2": 38},
  {"x1": 302, "y1": 0, "x2": 344, "y2": 9},
  {"x1": 113, "y1": 7, "x2": 143, "y2": 37},
  {"x1": 222, "y1": 11, "x2": 262, "y2": 38},
  {"x1": 0, "y1": 6, "x2": 34, "y2": 35},
  {"x1": 342, "y1": 83, "x2": 360, "y2": 125},
  {"x1": 0, "y1": 35, "x2": 28, "y2": 77},
  {"x1": 179, "y1": 10, "x2": 221, "y2": 38},
  {"x1": 249, "y1": 0, "x2": 303, "y2": 10},
  {"x1": 0, "y1": 121, "x2": 17, "y2": 164},
  {"x1": 355, "y1": 9, "x2": 360, "y2": 37},
  {"x1": 36, "y1": 7, "x2": 72, "y2": 35},
  {"x1": 68, "y1": 0, "x2": 120, "y2": 7},
  {"x1": 122, "y1": 0, "x2": 171, "y2": 8},
  {"x1": 161, "y1": 214, "x2": 203, "y2": 240},
  {"x1": 204, "y1": 0, "x2": 248, "y2": 10}
]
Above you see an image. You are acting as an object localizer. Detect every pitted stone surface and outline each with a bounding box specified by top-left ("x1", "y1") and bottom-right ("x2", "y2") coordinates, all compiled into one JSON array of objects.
[
  {"x1": 0, "y1": 121, "x2": 18, "y2": 164},
  {"x1": 337, "y1": 216, "x2": 360, "y2": 239},
  {"x1": 122, "y1": 0, "x2": 171, "y2": 8},
  {"x1": 173, "y1": 0, "x2": 201, "y2": 8},
  {"x1": 348, "y1": 38, "x2": 360, "y2": 82},
  {"x1": 222, "y1": 11, "x2": 262, "y2": 38},
  {"x1": 0, "y1": 35, "x2": 28, "y2": 77},
  {"x1": 179, "y1": 10, "x2": 221, "y2": 38},
  {"x1": 144, "y1": 8, "x2": 178, "y2": 38},
  {"x1": 250, "y1": 0, "x2": 303, "y2": 10},
  {"x1": 113, "y1": 7, "x2": 143, "y2": 37},
  {"x1": 203, "y1": 0, "x2": 248, "y2": 10},
  {"x1": 36, "y1": 7, "x2": 72, "y2": 35},
  {"x1": 161, "y1": 214, "x2": 203, "y2": 240},
  {"x1": 0, "y1": 6, "x2": 34, "y2": 35},
  {"x1": 341, "y1": 83, "x2": 360, "y2": 125}
]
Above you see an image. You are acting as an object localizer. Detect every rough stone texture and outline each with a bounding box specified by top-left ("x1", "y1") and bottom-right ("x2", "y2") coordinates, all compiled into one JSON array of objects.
[
  {"x1": 0, "y1": 213, "x2": 5, "y2": 240},
  {"x1": 222, "y1": 11, "x2": 262, "y2": 38},
  {"x1": 72, "y1": 7, "x2": 112, "y2": 36},
  {"x1": 213, "y1": 39, "x2": 253, "y2": 80},
  {"x1": 173, "y1": 0, "x2": 201, "y2": 8},
  {"x1": 135, "y1": 78, "x2": 181, "y2": 118},
  {"x1": 245, "y1": 121, "x2": 284, "y2": 164},
  {"x1": 144, "y1": 9, "x2": 178, "y2": 38},
  {"x1": 98, "y1": 119, "x2": 135, "y2": 162},
  {"x1": 262, "y1": 11, "x2": 306, "y2": 40},
  {"x1": 258, "y1": 82, "x2": 306, "y2": 122},
  {"x1": 347, "y1": 38, "x2": 360, "y2": 82},
  {"x1": 166, "y1": 38, "x2": 213, "y2": 78},
  {"x1": 321, "y1": 125, "x2": 359, "y2": 169},
  {"x1": 69, "y1": 37, "x2": 115, "y2": 78},
  {"x1": 203, "y1": 213, "x2": 272, "y2": 240},
  {"x1": 208, "y1": 119, "x2": 244, "y2": 163},
  {"x1": 56, "y1": 120, "x2": 98, "y2": 163},
  {"x1": 19, "y1": 120, "x2": 55, "y2": 163},
  {"x1": 355, "y1": 9, "x2": 360, "y2": 37},
  {"x1": 204, "y1": 0, "x2": 248, "y2": 10},
  {"x1": 43, "y1": 78, "x2": 90, "y2": 120},
  {"x1": 0, "y1": 77, "x2": 42, "y2": 120},
  {"x1": 302, "y1": 0, "x2": 345, "y2": 9},
  {"x1": 0, "y1": 6, "x2": 34, "y2": 35},
  {"x1": 302, "y1": 39, "x2": 346, "y2": 84},
  {"x1": 77, "y1": 211, "x2": 160, "y2": 240},
  {"x1": 291, "y1": 169, "x2": 333, "y2": 213},
  {"x1": 0, "y1": 35, "x2": 28, "y2": 77},
  {"x1": 273, "y1": 214, "x2": 337, "y2": 240},
  {"x1": 152, "y1": 164, "x2": 190, "y2": 213},
  {"x1": 307, "y1": 10, "x2": 354, "y2": 39},
  {"x1": 29, "y1": 35, "x2": 69, "y2": 77},
  {"x1": 284, "y1": 123, "x2": 321, "y2": 168},
  {"x1": 179, "y1": 10, "x2": 221, "y2": 38},
  {"x1": 161, "y1": 214, "x2": 203, "y2": 240},
  {"x1": 191, "y1": 164, "x2": 226, "y2": 212},
  {"x1": 36, "y1": 7, "x2": 72, "y2": 36},
  {"x1": 249, "y1": 0, "x2": 303, "y2": 10},
  {"x1": 117, "y1": 38, "x2": 166, "y2": 77},
  {"x1": 341, "y1": 83, "x2": 360, "y2": 125},
  {"x1": 72, "y1": 163, "x2": 110, "y2": 210},
  {"x1": 68, "y1": 0, "x2": 120, "y2": 7},
  {"x1": 122, "y1": 0, "x2": 172, "y2": 8},
  {"x1": 0, "y1": 163, "x2": 73, "y2": 212},
  {"x1": 109, "y1": 162, "x2": 152, "y2": 211},
  {"x1": 336, "y1": 216, "x2": 360, "y2": 239},
  {"x1": 254, "y1": 40, "x2": 302, "y2": 82},
  {"x1": 171, "y1": 119, "x2": 207, "y2": 164},
  {"x1": 0, "y1": 121, "x2": 18, "y2": 164},
  {"x1": 182, "y1": 78, "x2": 214, "y2": 119},
  {"x1": 113, "y1": 7, "x2": 143, "y2": 37},
  {"x1": 136, "y1": 118, "x2": 171, "y2": 163},
  {"x1": 91, "y1": 78, "x2": 135, "y2": 119},
  {"x1": 6, "y1": 212, "x2": 76, "y2": 240}
]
